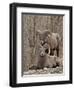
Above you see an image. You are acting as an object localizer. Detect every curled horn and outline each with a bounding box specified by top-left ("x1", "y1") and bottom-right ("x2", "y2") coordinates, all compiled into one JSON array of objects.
[
  {"x1": 43, "y1": 30, "x2": 51, "y2": 36},
  {"x1": 36, "y1": 30, "x2": 51, "y2": 36},
  {"x1": 36, "y1": 30, "x2": 41, "y2": 36}
]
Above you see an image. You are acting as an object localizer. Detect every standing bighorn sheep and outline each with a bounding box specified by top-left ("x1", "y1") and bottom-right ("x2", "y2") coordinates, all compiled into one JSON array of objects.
[{"x1": 36, "y1": 30, "x2": 61, "y2": 57}]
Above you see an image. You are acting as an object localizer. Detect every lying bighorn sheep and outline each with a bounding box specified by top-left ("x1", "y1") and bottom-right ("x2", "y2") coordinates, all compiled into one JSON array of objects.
[{"x1": 29, "y1": 43, "x2": 63, "y2": 70}]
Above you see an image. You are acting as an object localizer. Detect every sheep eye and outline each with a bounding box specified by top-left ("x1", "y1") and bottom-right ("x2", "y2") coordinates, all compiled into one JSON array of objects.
[{"x1": 45, "y1": 49, "x2": 49, "y2": 54}]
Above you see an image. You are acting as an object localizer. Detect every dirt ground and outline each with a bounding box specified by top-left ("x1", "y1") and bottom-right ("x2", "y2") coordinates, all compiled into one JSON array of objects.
[{"x1": 23, "y1": 66, "x2": 63, "y2": 75}]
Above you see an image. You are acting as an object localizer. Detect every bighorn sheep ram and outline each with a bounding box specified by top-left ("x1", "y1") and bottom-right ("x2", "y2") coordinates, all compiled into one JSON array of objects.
[{"x1": 36, "y1": 30, "x2": 61, "y2": 57}]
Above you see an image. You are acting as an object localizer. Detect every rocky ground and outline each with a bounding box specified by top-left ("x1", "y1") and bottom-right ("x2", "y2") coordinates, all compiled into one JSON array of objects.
[{"x1": 23, "y1": 66, "x2": 63, "y2": 75}]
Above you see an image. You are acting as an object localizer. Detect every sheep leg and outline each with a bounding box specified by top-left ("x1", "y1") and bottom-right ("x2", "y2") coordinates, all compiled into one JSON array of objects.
[
  {"x1": 56, "y1": 47, "x2": 59, "y2": 57},
  {"x1": 50, "y1": 49, "x2": 54, "y2": 56}
]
